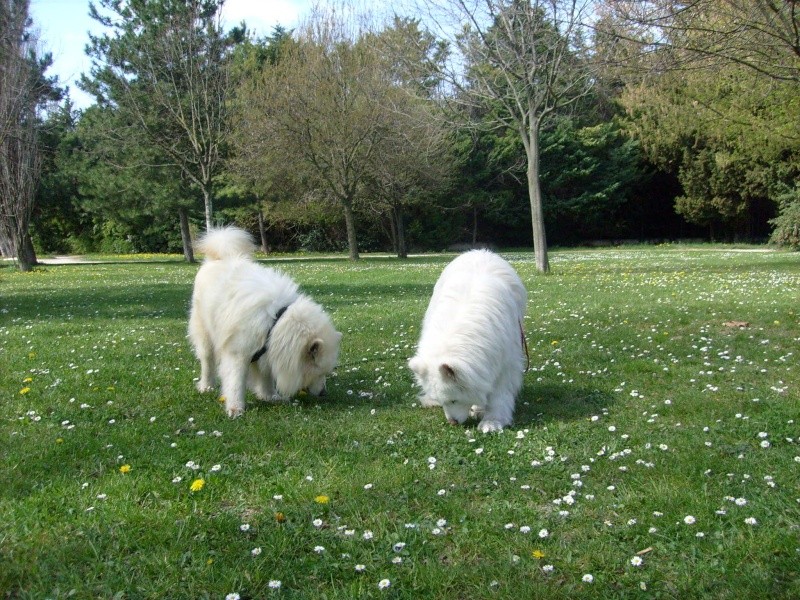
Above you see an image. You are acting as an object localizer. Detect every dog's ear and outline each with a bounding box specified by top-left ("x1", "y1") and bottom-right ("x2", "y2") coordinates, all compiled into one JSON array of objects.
[
  {"x1": 308, "y1": 338, "x2": 324, "y2": 362},
  {"x1": 408, "y1": 356, "x2": 425, "y2": 377},
  {"x1": 439, "y1": 363, "x2": 457, "y2": 380}
]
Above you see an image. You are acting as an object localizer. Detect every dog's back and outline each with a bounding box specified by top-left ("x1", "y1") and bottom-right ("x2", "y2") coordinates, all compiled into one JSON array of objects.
[{"x1": 425, "y1": 250, "x2": 526, "y2": 344}]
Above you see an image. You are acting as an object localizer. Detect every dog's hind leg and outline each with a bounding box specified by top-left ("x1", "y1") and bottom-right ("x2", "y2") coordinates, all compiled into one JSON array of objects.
[
  {"x1": 219, "y1": 353, "x2": 248, "y2": 418},
  {"x1": 189, "y1": 317, "x2": 216, "y2": 393}
]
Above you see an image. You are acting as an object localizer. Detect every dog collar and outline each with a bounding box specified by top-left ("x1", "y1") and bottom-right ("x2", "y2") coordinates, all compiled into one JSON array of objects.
[{"x1": 251, "y1": 303, "x2": 292, "y2": 363}]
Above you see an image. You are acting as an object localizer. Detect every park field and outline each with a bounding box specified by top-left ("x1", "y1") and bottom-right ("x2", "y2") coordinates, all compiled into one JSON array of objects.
[{"x1": 1, "y1": 246, "x2": 798, "y2": 599}]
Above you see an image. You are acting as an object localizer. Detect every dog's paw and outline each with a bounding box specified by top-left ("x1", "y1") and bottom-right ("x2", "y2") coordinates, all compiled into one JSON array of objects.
[
  {"x1": 196, "y1": 381, "x2": 215, "y2": 393},
  {"x1": 469, "y1": 404, "x2": 485, "y2": 419},
  {"x1": 478, "y1": 419, "x2": 504, "y2": 434},
  {"x1": 226, "y1": 406, "x2": 244, "y2": 418},
  {"x1": 419, "y1": 395, "x2": 439, "y2": 408}
]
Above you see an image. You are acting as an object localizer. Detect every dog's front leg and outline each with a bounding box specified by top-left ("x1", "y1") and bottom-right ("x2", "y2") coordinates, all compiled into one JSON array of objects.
[
  {"x1": 219, "y1": 354, "x2": 248, "y2": 417},
  {"x1": 477, "y1": 392, "x2": 514, "y2": 433},
  {"x1": 248, "y1": 363, "x2": 273, "y2": 401}
]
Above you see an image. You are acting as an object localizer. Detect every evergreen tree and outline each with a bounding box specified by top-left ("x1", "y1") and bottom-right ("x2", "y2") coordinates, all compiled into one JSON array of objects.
[{"x1": 81, "y1": 0, "x2": 244, "y2": 248}]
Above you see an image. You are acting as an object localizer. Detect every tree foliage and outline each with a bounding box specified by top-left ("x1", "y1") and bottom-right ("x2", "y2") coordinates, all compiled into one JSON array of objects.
[
  {"x1": 232, "y1": 10, "x2": 454, "y2": 260},
  {"x1": 20, "y1": 0, "x2": 800, "y2": 256},
  {"x1": 72, "y1": 103, "x2": 194, "y2": 254},
  {"x1": 424, "y1": 0, "x2": 597, "y2": 272},
  {"x1": 81, "y1": 0, "x2": 243, "y2": 242},
  {"x1": 606, "y1": 0, "x2": 800, "y2": 242}
]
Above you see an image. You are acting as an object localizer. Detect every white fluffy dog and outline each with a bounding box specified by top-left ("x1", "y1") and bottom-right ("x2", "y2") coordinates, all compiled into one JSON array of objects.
[
  {"x1": 188, "y1": 227, "x2": 342, "y2": 417},
  {"x1": 408, "y1": 250, "x2": 527, "y2": 432}
]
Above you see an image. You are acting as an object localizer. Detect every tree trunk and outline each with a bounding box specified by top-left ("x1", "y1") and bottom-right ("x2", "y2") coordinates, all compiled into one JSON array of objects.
[
  {"x1": 388, "y1": 210, "x2": 398, "y2": 255},
  {"x1": 178, "y1": 207, "x2": 194, "y2": 263},
  {"x1": 526, "y1": 124, "x2": 550, "y2": 273},
  {"x1": 342, "y1": 198, "x2": 360, "y2": 260},
  {"x1": 258, "y1": 210, "x2": 268, "y2": 253},
  {"x1": 15, "y1": 236, "x2": 32, "y2": 272},
  {"x1": 202, "y1": 185, "x2": 213, "y2": 231},
  {"x1": 394, "y1": 206, "x2": 407, "y2": 259},
  {"x1": 21, "y1": 232, "x2": 37, "y2": 267}
]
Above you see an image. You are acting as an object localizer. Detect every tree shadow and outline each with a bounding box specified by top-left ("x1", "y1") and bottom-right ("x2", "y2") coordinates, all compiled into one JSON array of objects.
[{"x1": 1, "y1": 282, "x2": 191, "y2": 322}]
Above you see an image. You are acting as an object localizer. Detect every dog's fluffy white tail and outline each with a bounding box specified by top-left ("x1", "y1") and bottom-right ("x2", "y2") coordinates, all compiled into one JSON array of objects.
[{"x1": 195, "y1": 226, "x2": 257, "y2": 261}]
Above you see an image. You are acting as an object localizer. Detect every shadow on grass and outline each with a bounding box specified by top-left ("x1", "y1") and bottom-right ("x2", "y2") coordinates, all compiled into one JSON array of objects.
[
  {"x1": 303, "y1": 282, "x2": 435, "y2": 312},
  {"x1": 515, "y1": 382, "x2": 614, "y2": 427},
  {"x1": 276, "y1": 372, "x2": 615, "y2": 432},
  {"x1": 2, "y1": 282, "x2": 192, "y2": 322}
]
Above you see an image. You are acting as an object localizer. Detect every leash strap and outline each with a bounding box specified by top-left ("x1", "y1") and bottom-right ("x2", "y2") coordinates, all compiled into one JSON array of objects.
[
  {"x1": 520, "y1": 320, "x2": 530, "y2": 371},
  {"x1": 251, "y1": 304, "x2": 291, "y2": 363}
]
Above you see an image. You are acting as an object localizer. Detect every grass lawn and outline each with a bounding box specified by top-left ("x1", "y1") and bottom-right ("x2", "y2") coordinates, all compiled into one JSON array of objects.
[{"x1": 1, "y1": 246, "x2": 798, "y2": 599}]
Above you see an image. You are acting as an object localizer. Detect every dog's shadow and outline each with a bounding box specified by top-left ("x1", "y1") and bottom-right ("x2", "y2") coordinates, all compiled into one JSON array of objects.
[
  {"x1": 514, "y1": 383, "x2": 615, "y2": 428},
  {"x1": 298, "y1": 368, "x2": 615, "y2": 432}
]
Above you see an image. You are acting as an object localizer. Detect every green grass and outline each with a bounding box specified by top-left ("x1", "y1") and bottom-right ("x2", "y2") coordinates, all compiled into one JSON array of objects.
[{"x1": 1, "y1": 246, "x2": 799, "y2": 599}]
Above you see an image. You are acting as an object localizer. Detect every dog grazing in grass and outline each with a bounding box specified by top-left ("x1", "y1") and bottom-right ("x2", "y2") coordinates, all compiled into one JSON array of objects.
[
  {"x1": 408, "y1": 250, "x2": 527, "y2": 432},
  {"x1": 188, "y1": 226, "x2": 342, "y2": 417}
]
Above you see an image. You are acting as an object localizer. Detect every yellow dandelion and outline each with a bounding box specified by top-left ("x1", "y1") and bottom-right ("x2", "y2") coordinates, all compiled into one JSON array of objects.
[
  {"x1": 190, "y1": 478, "x2": 205, "y2": 492},
  {"x1": 532, "y1": 549, "x2": 545, "y2": 560},
  {"x1": 19, "y1": 387, "x2": 31, "y2": 395},
  {"x1": 314, "y1": 495, "x2": 330, "y2": 505},
  {"x1": 275, "y1": 512, "x2": 286, "y2": 523},
  {"x1": 218, "y1": 396, "x2": 226, "y2": 404},
  {"x1": 56, "y1": 438, "x2": 63, "y2": 444},
  {"x1": 550, "y1": 340, "x2": 559, "y2": 346},
  {"x1": 22, "y1": 377, "x2": 33, "y2": 383},
  {"x1": 119, "y1": 464, "x2": 131, "y2": 474},
  {"x1": 28, "y1": 352, "x2": 36, "y2": 359}
]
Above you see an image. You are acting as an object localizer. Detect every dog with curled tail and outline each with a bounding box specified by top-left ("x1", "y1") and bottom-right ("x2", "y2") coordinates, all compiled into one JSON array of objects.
[{"x1": 188, "y1": 227, "x2": 342, "y2": 417}]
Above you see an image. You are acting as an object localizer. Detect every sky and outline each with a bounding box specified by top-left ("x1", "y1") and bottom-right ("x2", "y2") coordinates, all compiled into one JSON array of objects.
[{"x1": 29, "y1": 0, "x2": 313, "y2": 110}]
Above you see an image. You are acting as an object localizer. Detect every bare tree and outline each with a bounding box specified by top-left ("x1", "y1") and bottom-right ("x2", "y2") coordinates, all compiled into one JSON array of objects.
[
  {"x1": 600, "y1": 0, "x2": 800, "y2": 83},
  {"x1": 0, "y1": 0, "x2": 47, "y2": 271},
  {"x1": 419, "y1": 0, "x2": 596, "y2": 273},
  {"x1": 365, "y1": 99, "x2": 454, "y2": 258},
  {"x1": 364, "y1": 16, "x2": 454, "y2": 258},
  {"x1": 234, "y1": 9, "x2": 397, "y2": 260}
]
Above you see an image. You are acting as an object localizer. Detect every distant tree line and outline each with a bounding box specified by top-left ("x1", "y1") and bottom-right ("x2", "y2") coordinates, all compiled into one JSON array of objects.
[{"x1": 2, "y1": 0, "x2": 797, "y2": 272}]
